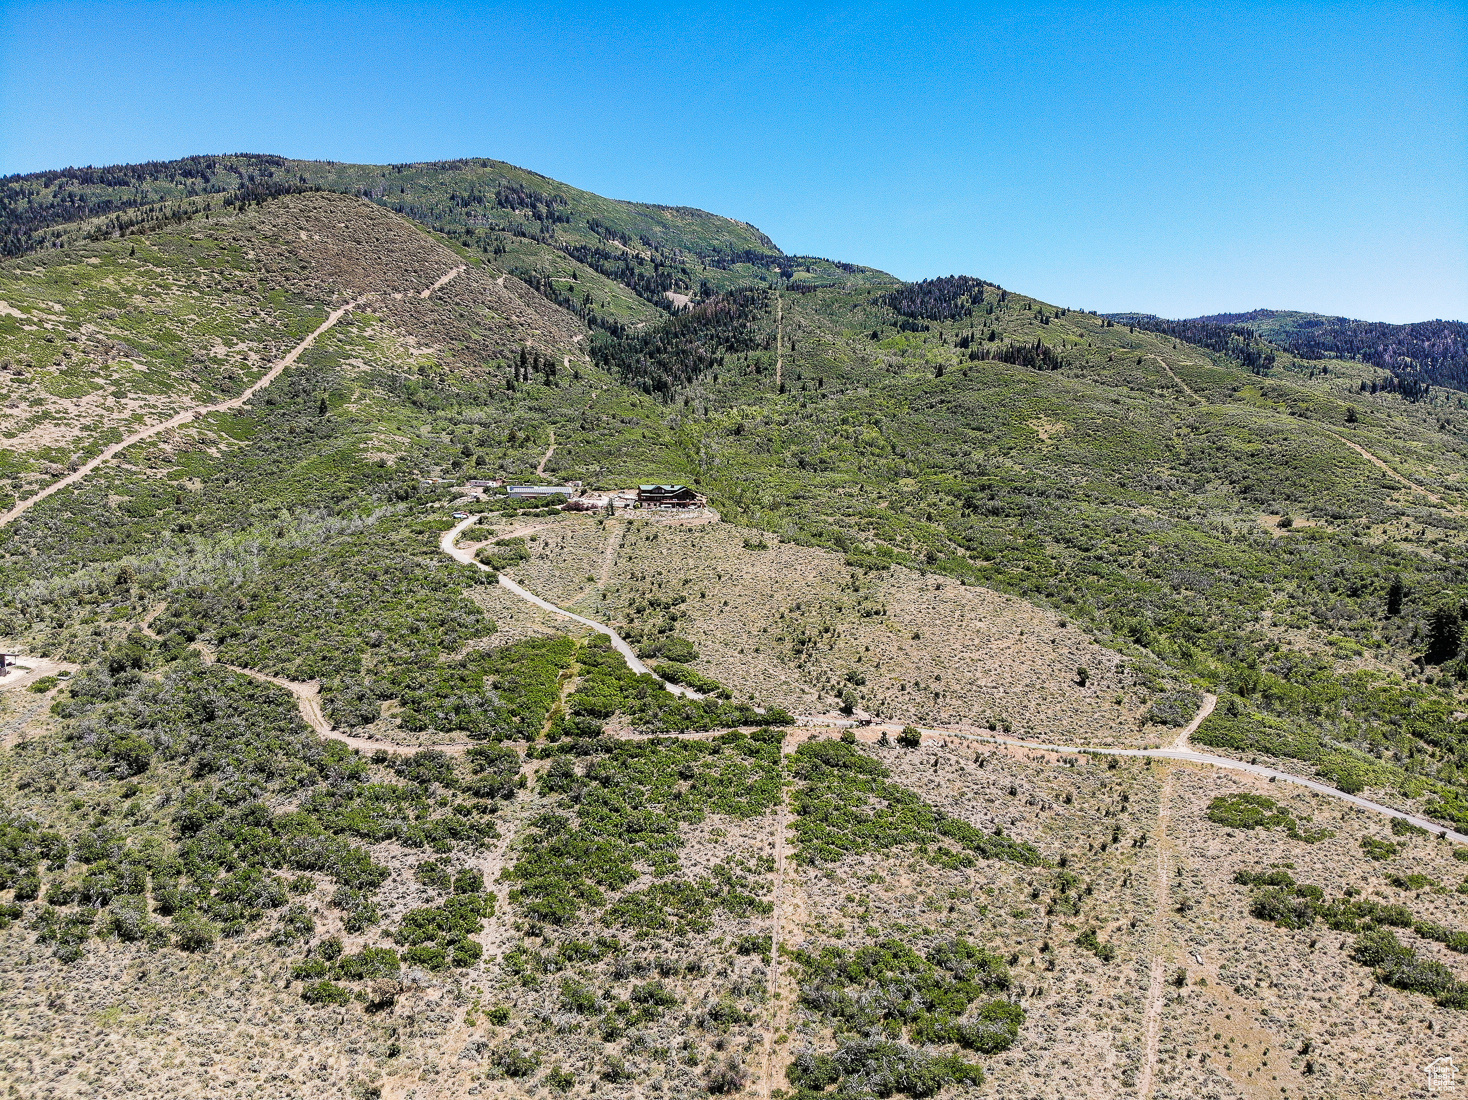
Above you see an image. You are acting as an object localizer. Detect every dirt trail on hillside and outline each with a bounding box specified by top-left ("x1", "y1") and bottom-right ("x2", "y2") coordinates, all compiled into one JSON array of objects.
[
  {"x1": 898, "y1": 723, "x2": 1468, "y2": 843},
  {"x1": 210, "y1": 657, "x2": 472, "y2": 756},
  {"x1": 219, "y1": 663, "x2": 333, "y2": 734},
  {"x1": 440, "y1": 516, "x2": 704, "y2": 698},
  {"x1": 775, "y1": 293, "x2": 783, "y2": 388},
  {"x1": 452, "y1": 514, "x2": 1468, "y2": 844},
  {"x1": 1148, "y1": 355, "x2": 1200, "y2": 402},
  {"x1": 759, "y1": 736, "x2": 794, "y2": 1099},
  {"x1": 1136, "y1": 766, "x2": 1175, "y2": 1097},
  {"x1": 0, "y1": 297, "x2": 362, "y2": 529},
  {"x1": 597, "y1": 521, "x2": 625, "y2": 587},
  {"x1": 1154, "y1": 360, "x2": 1455, "y2": 511},
  {"x1": 536, "y1": 430, "x2": 556, "y2": 476},
  {"x1": 1171, "y1": 691, "x2": 1215, "y2": 749},
  {"x1": 420, "y1": 264, "x2": 465, "y2": 298},
  {"x1": 0, "y1": 262, "x2": 467, "y2": 530},
  {"x1": 757, "y1": 728, "x2": 804, "y2": 1098},
  {"x1": 1321, "y1": 428, "x2": 1459, "y2": 511}
]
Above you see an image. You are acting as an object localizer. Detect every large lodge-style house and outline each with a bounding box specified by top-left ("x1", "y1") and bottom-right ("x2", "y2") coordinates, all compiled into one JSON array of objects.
[{"x1": 636, "y1": 484, "x2": 704, "y2": 509}]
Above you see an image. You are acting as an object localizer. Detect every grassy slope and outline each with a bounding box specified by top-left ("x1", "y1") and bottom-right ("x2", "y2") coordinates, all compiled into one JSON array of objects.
[
  {"x1": 3, "y1": 168, "x2": 1468, "y2": 1098},
  {"x1": 8, "y1": 188, "x2": 1468, "y2": 808}
]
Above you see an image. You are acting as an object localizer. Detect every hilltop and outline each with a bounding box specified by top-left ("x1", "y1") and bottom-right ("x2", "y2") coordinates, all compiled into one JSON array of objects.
[
  {"x1": 1113, "y1": 307, "x2": 1468, "y2": 396},
  {"x1": 0, "y1": 157, "x2": 1467, "y2": 1099}
]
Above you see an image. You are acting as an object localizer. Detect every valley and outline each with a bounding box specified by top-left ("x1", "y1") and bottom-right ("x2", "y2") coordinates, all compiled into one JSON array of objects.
[{"x1": 0, "y1": 156, "x2": 1466, "y2": 1099}]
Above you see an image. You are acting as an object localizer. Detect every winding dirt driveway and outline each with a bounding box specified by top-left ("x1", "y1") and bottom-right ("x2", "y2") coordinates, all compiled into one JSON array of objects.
[
  {"x1": 209, "y1": 659, "x2": 472, "y2": 756},
  {"x1": 445, "y1": 515, "x2": 1468, "y2": 843},
  {"x1": 440, "y1": 516, "x2": 702, "y2": 696}
]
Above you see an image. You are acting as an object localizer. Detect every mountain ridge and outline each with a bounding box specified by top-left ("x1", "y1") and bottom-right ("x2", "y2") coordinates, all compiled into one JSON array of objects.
[{"x1": 2, "y1": 155, "x2": 1468, "y2": 1100}]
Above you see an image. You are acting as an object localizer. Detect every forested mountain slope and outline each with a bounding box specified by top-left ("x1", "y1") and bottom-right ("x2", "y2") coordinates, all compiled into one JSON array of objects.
[
  {"x1": 1113, "y1": 306, "x2": 1468, "y2": 396},
  {"x1": 0, "y1": 160, "x2": 1467, "y2": 1099}
]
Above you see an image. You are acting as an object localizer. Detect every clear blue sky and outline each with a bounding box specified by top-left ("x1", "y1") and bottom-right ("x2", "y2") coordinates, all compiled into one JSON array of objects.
[{"x1": 2, "y1": 0, "x2": 1464, "y2": 322}]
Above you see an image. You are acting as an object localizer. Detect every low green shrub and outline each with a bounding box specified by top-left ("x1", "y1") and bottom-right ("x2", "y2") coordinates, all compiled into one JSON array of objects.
[
  {"x1": 1354, "y1": 929, "x2": 1466, "y2": 1005},
  {"x1": 506, "y1": 731, "x2": 782, "y2": 925},
  {"x1": 788, "y1": 739, "x2": 1042, "y2": 867},
  {"x1": 1075, "y1": 928, "x2": 1116, "y2": 962},
  {"x1": 492, "y1": 1048, "x2": 540, "y2": 1078},
  {"x1": 655, "y1": 661, "x2": 730, "y2": 698},
  {"x1": 788, "y1": 1039, "x2": 983, "y2": 1099},
  {"x1": 790, "y1": 937, "x2": 1016, "y2": 1052},
  {"x1": 393, "y1": 893, "x2": 490, "y2": 970},
  {"x1": 735, "y1": 933, "x2": 772, "y2": 958},
  {"x1": 1205, "y1": 794, "x2": 1331, "y2": 842},
  {"x1": 1361, "y1": 836, "x2": 1399, "y2": 861},
  {"x1": 300, "y1": 979, "x2": 353, "y2": 1006},
  {"x1": 542, "y1": 1067, "x2": 576, "y2": 1092}
]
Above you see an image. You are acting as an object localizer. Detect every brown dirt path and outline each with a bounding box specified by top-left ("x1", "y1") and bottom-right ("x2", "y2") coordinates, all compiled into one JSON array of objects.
[
  {"x1": 1171, "y1": 691, "x2": 1216, "y2": 749},
  {"x1": 536, "y1": 430, "x2": 556, "y2": 476},
  {"x1": 208, "y1": 658, "x2": 473, "y2": 756},
  {"x1": 1136, "y1": 766, "x2": 1175, "y2": 1097},
  {"x1": 759, "y1": 730, "x2": 802, "y2": 1099},
  {"x1": 459, "y1": 512, "x2": 1468, "y2": 842},
  {"x1": 597, "y1": 519, "x2": 625, "y2": 587},
  {"x1": 0, "y1": 259, "x2": 468, "y2": 530},
  {"x1": 1148, "y1": 355, "x2": 1201, "y2": 402},
  {"x1": 419, "y1": 264, "x2": 465, "y2": 298},
  {"x1": 1321, "y1": 427, "x2": 1459, "y2": 511},
  {"x1": 439, "y1": 516, "x2": 706, "y2": 697},
  {"x1": 1144, "y1": 357, "x2": 1454, "y2": 510},
  {"x1": 904, "y1": 720, "x2": 1468, "y2": 843},
  {"x1": 0, "y1": 296, "x2": 365, "y2": 529},
  {"x1": 775, "y1": 292, "x2": 783, "y2": 388}
]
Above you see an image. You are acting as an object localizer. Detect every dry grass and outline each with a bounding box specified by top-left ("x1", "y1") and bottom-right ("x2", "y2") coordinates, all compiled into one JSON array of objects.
[
  {"x1": 0, "y1": 717, "x2": 1462, "y2": 1099},
  {"x1": 491, "y1": 512, "x2": 1170, "y2": 744}
]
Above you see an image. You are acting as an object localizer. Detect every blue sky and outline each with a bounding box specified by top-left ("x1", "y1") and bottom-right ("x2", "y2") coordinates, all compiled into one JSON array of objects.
[{"x1": 2, "y1": 0, "x2": 1464, "y2": 322}]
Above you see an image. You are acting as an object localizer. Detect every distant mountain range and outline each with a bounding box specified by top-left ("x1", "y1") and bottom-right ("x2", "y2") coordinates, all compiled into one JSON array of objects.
[{"x1": 1108, "y1": 308, "x2": 1468, "y2": 393}]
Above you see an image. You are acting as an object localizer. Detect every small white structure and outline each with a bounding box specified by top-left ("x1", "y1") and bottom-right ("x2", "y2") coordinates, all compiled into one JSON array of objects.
[{"x1": 506, "y1": 485, "x2": 573, "y2": 500}]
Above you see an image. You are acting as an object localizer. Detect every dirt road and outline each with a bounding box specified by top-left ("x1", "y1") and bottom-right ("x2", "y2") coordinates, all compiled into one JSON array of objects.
[
  {"x1": 1136, "y1": 767, "x2": 1175, "y2": 1097},
  {"x1": 1171, "y1": 691, "x2": 1215, "y2": 749},
  {"x1": 439, "y1": 516, "x2": 704, "y2": 696},
  {"x1": 0, "y1": 261, "x2": 467, "y2": 531},
  {"x1": 446, "y1": 515, "x2": 1468, "y2": 844},
  {"x1": 1322, "y1": 427, "x2": 1457, "y2": 510},
  {"x1": 0, "y1": 297, "x2": 363, "y2": 529},
  {"x1": 419, "y1": 264, "x2": 465, "y2": 298},
  {"x1": 211, "y1": 659, "x2": 472, "y2": 756},
  {"x1": 900, "y1": 723, "x2": 1468, "y2": 843},
  {"x1": 759, "y1": 733, "x2": 800, "y2": 1099},
  {"x1": 1148, "y1": 355, "x2": 1200, "y2": 402}
]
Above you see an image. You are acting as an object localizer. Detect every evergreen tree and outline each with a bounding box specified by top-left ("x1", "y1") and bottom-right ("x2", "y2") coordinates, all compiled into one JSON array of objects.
[
  {"x1": 1386, "y1": 575, "x2": 1405, "y2": 617},
  {"x1": 1426, "y1": 605, "x2": 1462, "y2": 664}
]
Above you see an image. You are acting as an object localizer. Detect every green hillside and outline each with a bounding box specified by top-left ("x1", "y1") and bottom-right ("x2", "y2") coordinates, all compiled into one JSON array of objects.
[{"x1": 2, "y1": 157, "x2": 1468, "y2": 1099}]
